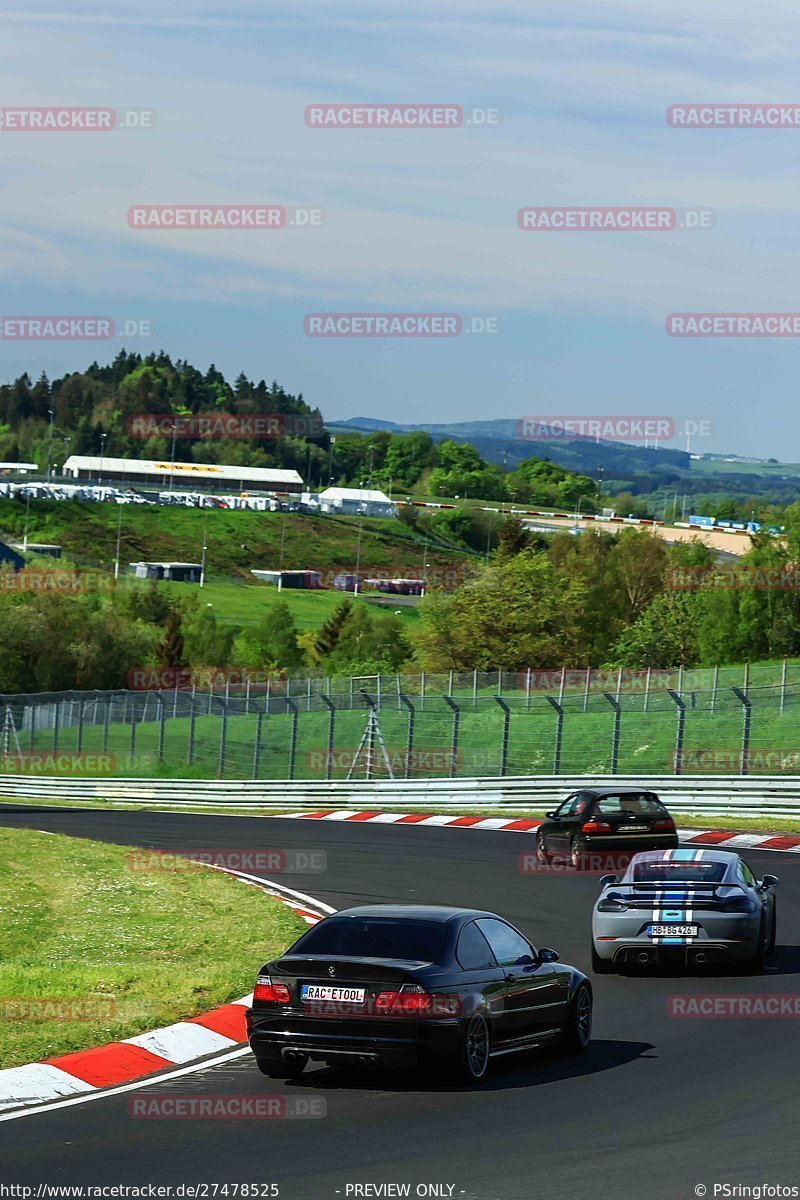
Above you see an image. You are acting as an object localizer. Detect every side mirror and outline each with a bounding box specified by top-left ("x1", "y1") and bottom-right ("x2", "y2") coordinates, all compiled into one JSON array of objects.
[
  {"x1": 545, "y1": 811, "x2": 558, "y2": 820},
  {"x1": 599, "y1": 874, "x2": 619, "y2": 887},
  {"x1": 761, "y1": 874, "x2": 779, "y2": 889},
  {"x1": 536, "y1": 947, "x2": 559, "y2": 964}
]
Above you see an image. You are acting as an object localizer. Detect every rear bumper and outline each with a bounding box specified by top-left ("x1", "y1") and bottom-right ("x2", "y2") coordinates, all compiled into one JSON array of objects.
[
  {"x1": 596, "y1": 940, "x2": 750, "y2": 966},
  {"x1": 246, "y1": 1009, "x2": 463, "y2": 1068}
]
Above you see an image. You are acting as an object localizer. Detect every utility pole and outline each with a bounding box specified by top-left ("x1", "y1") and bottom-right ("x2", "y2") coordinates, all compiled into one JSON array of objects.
[
  {"x1": 46, "y1": 408, "x2": 54, "y2": 482},
  {"x1": 22, "y1": 492, "x2": 30, "y2": 551},
  {"x1": 114, "y1": 505, "x2": 123, "y2": 580},
  {"x1": 200, "y1": 520, "x2": 208, "y2": 588},
  {"x1": 328, "y1": 435, "x2": 336, "y2": 486},
  {"x1": 169, "y1": 419, "x2": 177, "y2": 495},
  {"x1": 99, "y1": 432, "x2": 107, "y2": 484}
]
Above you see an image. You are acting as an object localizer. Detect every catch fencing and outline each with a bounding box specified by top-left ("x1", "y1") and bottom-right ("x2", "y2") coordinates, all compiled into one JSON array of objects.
[{"x1": 1, "y1": 661, "x2": 800, "y2": 781}]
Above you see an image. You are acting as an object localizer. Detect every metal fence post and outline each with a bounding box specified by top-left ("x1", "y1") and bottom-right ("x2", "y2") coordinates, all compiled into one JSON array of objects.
[
  {"x1": 525, "y1": 668, "x2": 531, "y2": 710},
  {"x1": 252, "y1": 709, "x2": 263, "y2": 780},
  {"x1": 129, "y1": 699, "x2": 136, "y2": 767},
  {"x1": 157, "y1": 694, "x2": 165, "y2": 764},
  {"x1": 473, "y1": 669, "x2": 478, "y2": 708},
  {"x1": 218, "y1": 701, "x2": 228, "y2": 776},
  {"x1": 420, "y1": 671, "x2": 425, "y2": 711},
  {"x1": 711, "y1": 664, "x2": 719, "y2": 715},
  {"x1": 603, "y1": 692, "x2": 621, "y2": 775},
  {"x1": 732, "y1": 687, "x2": 752, "y2": 775},
  {"x1": 544, "y1": 695, "x2": 564, "y2": 775},
  {"x1": 399, "y1": 693, "x2": 415, "y2": 780},
  {"x1": 558, "y1": 667, "x2": 566, "y2": 707},
  {"x1": 75, "y1": 703, "x2": 84, "y2": 754},
  {"x1": 743, "y1": 662, "x2": 749, "y2": 693},
  {"x1": 187, "y1": 698, "x2": 196, "y2": 766},
  {"x1": 494, "y1": 696, "x2": 510, "y2": 777},
  {"x1": 644, "y1": 666, "x2": 652, "y2": 713},
  {"x1": 102, "y1": 700, "x2": 110, "y2": 755},
  {"x1": 448, "y1": 670, "x2": 453, "y2": 698},
  {"x1": 286, "y1": 698, "x2": 298, "y2": 781},
  {"x1": 442, "y1": 696, "x2": 460, "y2": 779},
  {"x1": 668, "y1": 689, "x2": 686, "y2": 775},
  {"x1": 780, "y1": 659, "x2": 787, "y2": 715},
  {"x1": 53, "y1": 701, "x2": 60, "y2": 753},
  {"x1": 29, "y1": 705, "x2": 36, "y2": 753},
  {"x1": 583, "y1": 668, "x2": 591, "y2": 713},
  {"x1": 320, "y1": 695, "x2": 336, "y2": 782}
]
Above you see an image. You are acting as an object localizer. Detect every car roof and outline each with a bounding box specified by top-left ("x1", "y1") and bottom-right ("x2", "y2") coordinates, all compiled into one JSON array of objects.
[
  {"x1": 581, "y1": 787, "x2": 659, "y2": 797},
  {"x1": 329, "y1": 905, "x2": 496, "y2": 924}
]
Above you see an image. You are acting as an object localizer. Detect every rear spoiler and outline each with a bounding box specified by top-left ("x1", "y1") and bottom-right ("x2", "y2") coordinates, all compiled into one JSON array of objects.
[{"x1": 616, "y1": 881, "x2": 745, "y2": 892}]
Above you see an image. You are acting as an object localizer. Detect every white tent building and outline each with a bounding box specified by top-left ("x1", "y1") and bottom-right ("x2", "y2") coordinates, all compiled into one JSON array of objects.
[{"x1": 317, "y1": 487, "x2": 397, "y2": 518}]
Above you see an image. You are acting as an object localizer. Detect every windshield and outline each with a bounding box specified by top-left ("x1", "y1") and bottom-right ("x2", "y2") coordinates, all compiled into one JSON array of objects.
[{"x1": 289, "y1": 917, "x2": 449, "y2": 963}]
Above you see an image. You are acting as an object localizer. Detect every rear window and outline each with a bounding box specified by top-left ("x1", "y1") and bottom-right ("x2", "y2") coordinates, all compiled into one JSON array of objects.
[
  {"x1": 628, "y1": 859, "x2": 727, "y2": 883},
  {"x1": 595, "y1": 793, "x2": 667, "y2": 817},
  {"x1": 290, "y1": 917, "x2": 449, "y2": 963}
]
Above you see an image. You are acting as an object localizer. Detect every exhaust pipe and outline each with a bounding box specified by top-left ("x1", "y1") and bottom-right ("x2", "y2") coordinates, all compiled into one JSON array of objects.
[
  {"x1": 694, "y1": 952, "x2": 707, "y2": 963},
  {"x1": 637, "y1": 951, "x2": 650, "y2": 963}
]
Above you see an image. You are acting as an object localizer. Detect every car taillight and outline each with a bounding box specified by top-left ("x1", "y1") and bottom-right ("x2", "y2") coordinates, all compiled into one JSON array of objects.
[
  {"x1": 720, "y1": 895, "x2": 757, "y2": 913},
  {"x1": 373, "y1": 988, "x2": 461, "y2": 1017},
  {"x1": 582, "y1": 820, "x2": 612, "y2": 835},
  {"x1": 653, "y1": 818, "x2": 675, "y2": 832},
  {"x1": 253, "y1": 974, "x2": 290, "y2": 1003}
]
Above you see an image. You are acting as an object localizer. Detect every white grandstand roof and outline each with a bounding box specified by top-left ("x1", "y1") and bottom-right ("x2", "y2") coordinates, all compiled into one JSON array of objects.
[
  {"x1": 318, "y1": 487, "x2": 393, "y2": 504},
  {"x1": 63, "y1": 456, "x2": 303, "y2": 484}
]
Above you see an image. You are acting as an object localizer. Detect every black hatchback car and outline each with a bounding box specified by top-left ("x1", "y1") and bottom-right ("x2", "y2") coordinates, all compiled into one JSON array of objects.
[
  {"x1": 535, "y1": 787, "x2": 678, "y2": 870},
  {"x1": 246, "y1": 905, "x2": 592, "y2": 1084}
]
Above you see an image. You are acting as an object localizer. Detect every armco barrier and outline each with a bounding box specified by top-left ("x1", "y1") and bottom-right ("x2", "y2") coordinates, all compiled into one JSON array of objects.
[{"x1": 1, "y1": 774, "x2": 800, "y2": 817}]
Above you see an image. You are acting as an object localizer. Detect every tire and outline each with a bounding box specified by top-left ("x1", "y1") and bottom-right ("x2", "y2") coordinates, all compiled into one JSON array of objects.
[
  {"x1": 535, "y1": 836, "x2": 549, "y2": 866},
  {"x1": 448, "y1": 1013, "x2": 491, "y2": 1084},
  {"x1": 560, "y1": 984, "x2": 593, "y2": 1054},
  {"x1": 256, "y1": 1052, "x2": 307, "y2": 1079},
  {"x1": 591, "y1": 942, "x2": 614, "y2": 974},
  {"x1": 768, "y1": 901, "x2": 777, "y2": 954}
]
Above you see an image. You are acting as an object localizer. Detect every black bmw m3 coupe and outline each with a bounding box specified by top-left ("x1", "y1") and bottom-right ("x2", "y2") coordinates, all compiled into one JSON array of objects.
[{"x1": 246, "y1": 904, "x2": 592, "y2": 1084}]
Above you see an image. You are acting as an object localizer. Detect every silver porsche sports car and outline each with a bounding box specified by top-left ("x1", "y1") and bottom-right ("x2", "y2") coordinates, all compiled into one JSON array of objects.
[{"x1": 591, "y1": 848, "x2": 778, "y2": 973}]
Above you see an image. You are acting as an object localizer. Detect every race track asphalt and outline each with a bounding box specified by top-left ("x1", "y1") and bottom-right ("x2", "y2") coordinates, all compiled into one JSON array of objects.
[{"x1": 1, "y1": 804, "x2": 798, "y2": 1200}]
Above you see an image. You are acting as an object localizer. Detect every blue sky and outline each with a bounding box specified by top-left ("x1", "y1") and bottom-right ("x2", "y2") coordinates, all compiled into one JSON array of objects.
[{"x1": 3, "y1": 0, "x2": 800, "y2": 458}]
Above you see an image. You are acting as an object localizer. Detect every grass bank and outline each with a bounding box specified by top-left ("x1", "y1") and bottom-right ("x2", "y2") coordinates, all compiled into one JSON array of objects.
[{"x1": 0, "y1": 827, "x2": 306, "y2": 1068}]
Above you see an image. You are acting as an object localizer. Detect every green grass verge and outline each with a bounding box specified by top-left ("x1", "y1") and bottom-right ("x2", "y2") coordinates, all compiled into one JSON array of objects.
[{"x1": 0, "y1": 827, "x2": 306, "y2": 1068}]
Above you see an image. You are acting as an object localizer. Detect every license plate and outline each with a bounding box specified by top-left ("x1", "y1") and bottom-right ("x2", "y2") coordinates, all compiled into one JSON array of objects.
[
  {"x1": 618, "y1": 824, "x2": 648, "y2": 831},
  {"x1": 300, "y1": 984, "x2": 366, "y2": 1003},
  {"x1": 648, "y1": 924, "x2": 699, "y2": 938}
]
